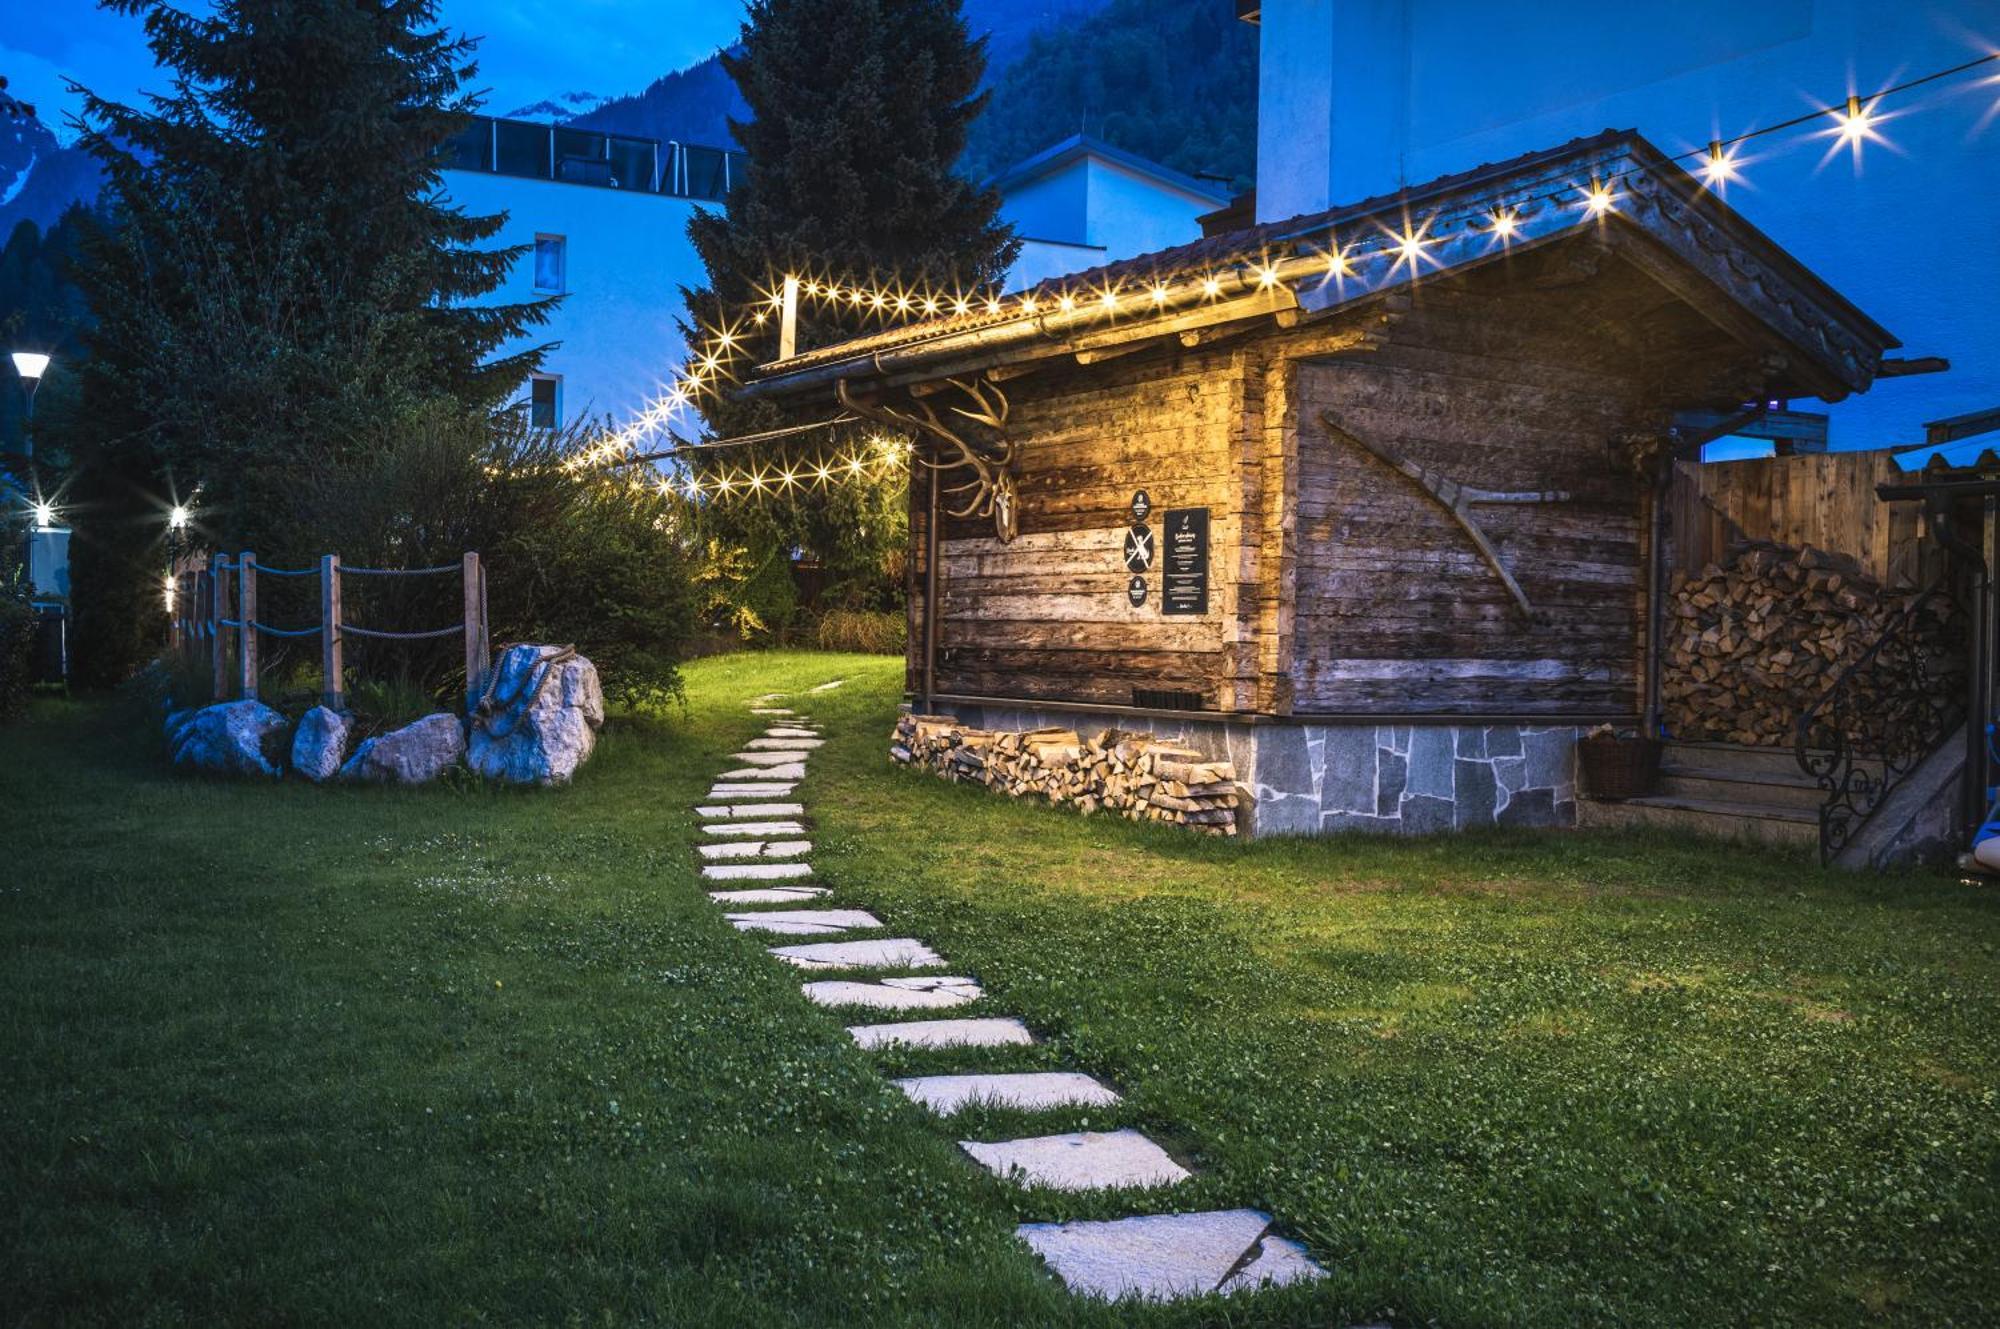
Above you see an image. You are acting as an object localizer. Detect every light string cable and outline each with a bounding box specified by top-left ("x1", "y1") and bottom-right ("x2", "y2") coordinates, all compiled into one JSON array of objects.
[{"x1": 581, "y1": 46, "x2": 1999, "y2": 496}]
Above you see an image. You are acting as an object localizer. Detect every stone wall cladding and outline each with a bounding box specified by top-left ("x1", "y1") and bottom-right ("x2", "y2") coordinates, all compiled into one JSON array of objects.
[{"x1": 937, "y1": 704, "x2": 1578, "y2": 838}]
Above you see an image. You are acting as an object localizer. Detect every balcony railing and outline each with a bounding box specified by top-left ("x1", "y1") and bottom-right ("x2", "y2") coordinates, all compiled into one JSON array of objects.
[{"x1": 444, "y1": 115, "x2": 744, "y2": 202}]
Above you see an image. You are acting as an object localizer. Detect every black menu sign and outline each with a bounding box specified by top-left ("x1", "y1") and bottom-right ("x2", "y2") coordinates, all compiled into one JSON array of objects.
[{"x1": 1162, "y1": 507, "x2": 1209, "y2": 615}]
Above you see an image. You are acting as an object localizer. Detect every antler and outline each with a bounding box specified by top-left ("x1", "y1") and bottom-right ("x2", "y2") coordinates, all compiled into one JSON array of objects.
[{"x1": 836, "y1": 377, "x2": 1020, "y2": 542}]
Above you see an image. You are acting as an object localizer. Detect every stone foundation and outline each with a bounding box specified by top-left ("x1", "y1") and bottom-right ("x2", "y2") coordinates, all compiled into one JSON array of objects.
[{"x1": 934, "y1": 702, "x2": 1579, "y2": 838}]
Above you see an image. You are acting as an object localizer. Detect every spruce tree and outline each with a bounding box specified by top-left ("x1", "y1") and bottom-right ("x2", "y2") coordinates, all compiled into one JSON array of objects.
[
  {"x1": 682, "y1": 0, "x2": 1017, "y2": 623},
  {"x1": 70, "y1": 0, "x2": 550, "y2": 560}
]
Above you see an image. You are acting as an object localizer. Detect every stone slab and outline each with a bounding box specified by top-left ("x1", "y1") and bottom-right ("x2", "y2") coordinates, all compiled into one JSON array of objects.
[
  {"x1": 803, "y1": 976, "x2": 981, "y2": 1010},
  {"x1": 749, "y1": 707, "x2": 794, "y2": 715},
  {"x1": 696, "y1": 802, "x2": 805, "y2": 819},
  {"x1": 809, "y1": 679, "x2": 845, "y2": 691},
  {"x1": 892, "y1": 1071, "x2": 1120, "y2": 1115},
  {"x1": 764, "y1": 728, "x2": 820, "y2": 738},
  {"x1": 1015, "y1": 1209, "x2": 1324, "y2": 1301},
  {"x1": 770, "y1": 937, "x2": 943, "y2": 970},
  {"x1": 846, "y1": 1017, "x2": 1034, "y2": 1051},
  {"x1": 702, "y1": 862, "x2": 814, "y2": 882},
  {"x1": 730, "y1": 749, "x2": 815, "y2": 766},
  {"x1": 707, "y1": 783, "x2": 798, "y2": 798},
  {"x1": 745, "y1": 737, "x2": 825, "y2": 750},
  {"x1": 697, "y1": 839, "x2": 814, "y2": 860},
  {"x1": 707, "y1": 886, "x2": 829, "y2": 905},
  {"x1": 961, "y1": 1130, "x2": 1190, "y2": 1192},
  {"x1": 727, "y1": 908, "x2": 882, "y2": 935},
  {"x1": 718, "y1": 764, "x2": 807, "y2": 781},
  {"x1": 701, "y1": 820, "x2": 807, "y2": 838}
]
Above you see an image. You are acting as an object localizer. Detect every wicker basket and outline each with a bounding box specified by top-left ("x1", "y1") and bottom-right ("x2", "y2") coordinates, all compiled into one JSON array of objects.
[{"x1": 1577, "y1": 734, "x2": 1662, "y2": 801}]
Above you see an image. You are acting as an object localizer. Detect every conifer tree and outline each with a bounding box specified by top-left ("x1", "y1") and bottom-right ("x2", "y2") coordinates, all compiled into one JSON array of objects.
[
  {"x1": 69, "y1": 0, "x2": 550, "y2": 559},
  {"x1": 682, "y1": 0, "x2": 1017, "y2": 626}
]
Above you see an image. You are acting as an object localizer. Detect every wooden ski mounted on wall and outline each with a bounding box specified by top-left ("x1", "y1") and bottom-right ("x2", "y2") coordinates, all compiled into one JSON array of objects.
[{"x1": 1319, "y1": 409, "x2": 1570, "y2": 620}]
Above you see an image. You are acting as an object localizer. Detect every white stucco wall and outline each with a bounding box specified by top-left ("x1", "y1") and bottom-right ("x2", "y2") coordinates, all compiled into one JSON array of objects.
[
  {"x1": 442, "y1": 169, "x2": 705, "y2": 428},
  {"x1": 1252, "y1": 0, "x2": 2000, "y2": 448},
  {"x1": 997, "y1": 151, "x2": 1226, "y2": 291}
]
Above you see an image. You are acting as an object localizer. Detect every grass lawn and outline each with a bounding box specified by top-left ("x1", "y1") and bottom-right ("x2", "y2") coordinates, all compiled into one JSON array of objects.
[{"x1": 4, "y1": 651, "x2": 1998, "y2": 1326}]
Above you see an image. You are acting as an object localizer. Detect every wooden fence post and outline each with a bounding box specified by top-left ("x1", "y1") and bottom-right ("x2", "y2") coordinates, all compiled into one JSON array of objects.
[
  {"x1": 463, "y1": 551, "x2": 489, "y2": 709},
  {"x1": 321, "y1": 554, "x2": 344, "y2": 711},
  {"x1": 238, "y1": 551, "x2": 259, "y2": 700},
  {"x1": 210, "y1": 556, "x2": 229, "y2": 702}
]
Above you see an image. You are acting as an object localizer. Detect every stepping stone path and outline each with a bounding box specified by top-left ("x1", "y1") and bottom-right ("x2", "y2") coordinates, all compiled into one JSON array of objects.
[{"x1": 690, "y1": 690, "x2": 1326, "y2": 1304}]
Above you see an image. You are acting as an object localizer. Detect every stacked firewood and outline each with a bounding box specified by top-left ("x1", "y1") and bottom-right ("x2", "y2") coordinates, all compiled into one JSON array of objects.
[
  {"x1": 1662, "y1": 542, "x2": 1959, "y2": 747},
  {"x1": 890, "y1": 715, "x2": 1243, "y2": 835}
]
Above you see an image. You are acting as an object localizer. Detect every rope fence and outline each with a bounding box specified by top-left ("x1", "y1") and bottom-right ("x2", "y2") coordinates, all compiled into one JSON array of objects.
[{"x1": 167, "y1": 550, "x2": 491, "y2": 710}]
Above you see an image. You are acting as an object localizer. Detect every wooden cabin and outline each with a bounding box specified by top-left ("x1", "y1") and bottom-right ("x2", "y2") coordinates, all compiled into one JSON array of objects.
[{"x1": 741, "y1": 131, "x2": 1899, "y2": 836}]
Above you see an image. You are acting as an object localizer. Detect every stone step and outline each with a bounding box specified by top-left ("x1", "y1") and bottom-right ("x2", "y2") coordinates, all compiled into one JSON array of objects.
[
  {"x1": 707, "y1": 886, "x2": 829, "y2": 906},
  {"x1": 718, "y1": 763, "x2": 807, "y2": 782},
  {"x1": 696, "y1": 802, "x2": 804, "y2": 819},
  {"x1": 703, "y1": 862, "x2": 815, "y2": 882},
  {"x1": 810, "y1": 679, "x2": 845, "y2": 691},
  {"x1": 1015, "y1": 1209, "x2": 1324, "y2": 1300},
  {"x1": 728, "y1": 908, "x2": 882, "y2": 935},
  {"x1": 697, "y1": 839, "x2": 813, "y2": 861},
  {"x1": 745, "y1": 737, "x2": 825, "y2": 750},
  {"x1": 892, "y1": 1071, "x2": 1120, "y2": 1115},
  {"x1": 847, "y1": 1016, "x2": 1034, "y2": 1050},
  {"x1": 1657, "y1": 765, "x2": 1825, "y2": 812},
  {"x1": 707, "y1": 783, "x2": 799, "y2": 798},
  {"x1": 770, "y1": 937, "x2": 944, "y2": 970},
  {"x1": 749, "y1": 707, "x2": 794, "y2": 715},
  {"x1": 764, "y1": 728, "x2": 820, "y2": 738},
  {"x1": 1578, "y1": 793, "x2": 1817, "y2": 850},
  {"x1": 803, "y1": 976, "x2": 982, "y2": 1011},
  {"x1": 730, "y1": 750, "x2": 815, "y2": 766},
  {"x1": 701, "y1": 820, "x2": 807, "y2": 838},
  {"x1": 963, "y1": 1129, "x2": 1190, "y2": 1191}
]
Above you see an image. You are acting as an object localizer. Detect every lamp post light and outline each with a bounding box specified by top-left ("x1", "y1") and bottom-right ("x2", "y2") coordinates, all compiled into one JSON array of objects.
[{"x1": 11, "y1": 350, "x2": 50, "y2": 463}]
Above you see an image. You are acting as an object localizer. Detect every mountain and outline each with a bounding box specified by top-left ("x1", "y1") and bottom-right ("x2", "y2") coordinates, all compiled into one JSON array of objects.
[
  {"x1": 501, "y1": 90, "x2": 611, "y2": 123},
  {"x1": 0, "y1": 99, "x2": 104, "y2": 237},
  {"x1": 568, "y1": 0, "x2": 1113, "y2": 150}
]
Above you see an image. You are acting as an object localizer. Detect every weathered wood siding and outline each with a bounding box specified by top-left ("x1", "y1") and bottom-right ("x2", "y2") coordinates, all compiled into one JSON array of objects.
[
  {"x1": 1669, "y1": 452, "x2": 1929, "y2": 590},
  {"x1": 1289, "y1": 312, "x2": 1651, "y2": 715},
  {"x1": 926, "y1": 346, "x2": 1262, "y2": 707}
]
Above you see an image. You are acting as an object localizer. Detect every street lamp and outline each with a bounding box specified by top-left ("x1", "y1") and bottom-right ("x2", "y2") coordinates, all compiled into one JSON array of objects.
[{"x1": 11, "y1": 350, "x2": 50, "y2": 461}]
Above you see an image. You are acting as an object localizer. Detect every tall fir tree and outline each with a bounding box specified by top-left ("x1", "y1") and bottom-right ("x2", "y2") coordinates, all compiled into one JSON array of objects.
[
  {"x1": 682, "y1": 0, "x2": 1017, "y2": 624},
  {"x1": 69, "y1": 0, "x2": 551, "y2": 566}
]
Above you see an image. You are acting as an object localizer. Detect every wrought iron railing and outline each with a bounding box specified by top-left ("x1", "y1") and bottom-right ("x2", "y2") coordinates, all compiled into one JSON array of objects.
[{"x1": 1794, "y1": 579, "x2": 1964, "y2": 864}]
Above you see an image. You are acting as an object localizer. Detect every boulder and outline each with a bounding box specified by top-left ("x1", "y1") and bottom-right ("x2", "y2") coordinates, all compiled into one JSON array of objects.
[
  {"x1": 291, "y1": 706, "x2": 352, "y2": 783},
  {"x1": 468, "y1": 643, "x2": 605, "y2": 785},
  {"x1": 340, "y1": 713, "x2": 465, "y2": 784},
  {"x1": 170, "y1": 700, "x2": 289, "y2": 778}
]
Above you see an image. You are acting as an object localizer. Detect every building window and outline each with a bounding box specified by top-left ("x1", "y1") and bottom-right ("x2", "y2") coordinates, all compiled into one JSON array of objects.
[
  {"x1": 529, "y1": 374, "x2": 561, "y2": 429},
  {"x1": 534, "y1": 234, "x2": 566, "y2": 293}
]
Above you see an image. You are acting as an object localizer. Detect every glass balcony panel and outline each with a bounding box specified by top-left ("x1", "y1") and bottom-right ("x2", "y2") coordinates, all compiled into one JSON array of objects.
[{"x1": 494, "y1": 119, "x2": 552, "y2": 179}]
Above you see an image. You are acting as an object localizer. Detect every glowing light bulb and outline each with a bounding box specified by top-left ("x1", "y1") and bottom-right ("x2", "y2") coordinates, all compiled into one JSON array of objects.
[
  {"x1": 953, "y1": 297, "x2": 970, "y2": 315},
  {"x1": 753, "y1": 310, "x2": 768, "y2": 324},
  {"x1": 922, "y1": 297, "x2": 938, "y2": 314},
  {"x1": 1699, "y1": 141, "x2": 1740, "y2": 190},
  {"x1": 32, "y1": 500, "x2": 57, "y2": 529},
  {"x1": 1583, "y1": 182, "x2": 1617, "y2": 216},
  {"x1": 1489, "y1": 209, "x2": 1518, "y2": 240},
  {"x1": 169, "y1": 504, "x2": 190, "y2": 529},
  {"x1": 1325, "y1": 245, "x2": 1354, "y2": 276},
  {"x1": 1098, "y1": 289, "x2": 1118, "y2": 310},
  {"x1": 1393, "y1": 225, "x2": 1431, "y2": 268},
  {"x1": 870, "y1": 292, "x2": 886, "y2": 309},
  {"x1": 1150, "y1": 283, "x2": 1169, "y2": 304},
  {"x1": 1256, "y1": 263, "x2": 1280, "y2": 288},
  {"x1": 986, "y1": 297, "x2": 1004, "y2": 314},
  {"x1": 1058, "y1": 294, "x2": 1076, "y2": 313},
  {"x1": 1833, "y1": 94, "x2": 1878, "y2": 146},
  {"x1": 1201, "y1": 275, "x2": 1222, "y2": 298},
  {"x1": 1020, "y1": 295, "x2": 1039, "y2": 313},
  {"x1": 848, "y1": 289, "x2": 864, "y2": 304},
  {"x1": 894, "y1": 294, "x2": 911, "y2": 312}
]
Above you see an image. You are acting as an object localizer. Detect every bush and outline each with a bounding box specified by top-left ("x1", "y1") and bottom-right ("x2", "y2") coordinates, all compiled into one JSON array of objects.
[
  {"x1": 0, "y1": 541, "x2": 37, "y2": 722},
  {"x1": 812, "y1": 609, "x2": 906, "y2": 655}
]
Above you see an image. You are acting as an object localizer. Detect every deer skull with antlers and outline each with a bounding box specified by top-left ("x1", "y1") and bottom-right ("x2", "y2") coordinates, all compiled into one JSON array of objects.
[{"x1": 838, "y1": 375, "x2": 1019, "y2": 543}]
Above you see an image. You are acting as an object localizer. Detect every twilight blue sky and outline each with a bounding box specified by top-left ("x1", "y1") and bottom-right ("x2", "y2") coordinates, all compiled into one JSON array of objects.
[{"x1": 3, "y1": 1, "x2": 748, "y2": 139}]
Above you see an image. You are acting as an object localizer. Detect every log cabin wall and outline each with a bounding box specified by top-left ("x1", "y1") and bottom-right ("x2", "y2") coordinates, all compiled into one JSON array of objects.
[
  {"x1": 924, "y1": 342, "x2": 1271, "y2": 708},
  {"x1": 1286, "y1": 299, "x2": 1655, "y2": 718}
]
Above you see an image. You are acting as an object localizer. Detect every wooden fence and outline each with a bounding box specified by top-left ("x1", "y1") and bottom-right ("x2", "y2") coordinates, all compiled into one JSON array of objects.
[
  {"x1": 167, "y1": 551, "x2": 490, "y2": 709},
  {"x1": 1669, "y1": 451, "x2": 1932, "y2": 589}
]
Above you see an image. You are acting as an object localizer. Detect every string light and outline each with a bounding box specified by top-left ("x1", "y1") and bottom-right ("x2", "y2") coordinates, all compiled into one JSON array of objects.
[
  {"x1": 1390, "y1": 223, "x2": 1433, "y2": 270},
  {"x1": 1488, "y1": 208, "x2": 1519, "y2": 241},
  {"x1": 1582, "y1": 180, "x2": 1618, "y2": 215},
  {"x1": 1201, "y1": 275, "x2": 1222, "y2": 298}
]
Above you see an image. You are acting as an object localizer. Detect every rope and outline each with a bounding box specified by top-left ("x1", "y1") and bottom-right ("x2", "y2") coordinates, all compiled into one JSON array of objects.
[
  {"x1": 340, "y1": 622, "x2": 464, "y2": 640},
  {"x1": 251, "y1": 621, "x2": 322, "y2": 638},
  {"x1": 209, "y1": 558, "x2": 314, "y2": 576},
  {"x1": 340, "y1": 563, "x2": 462, "y2": 577}
]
